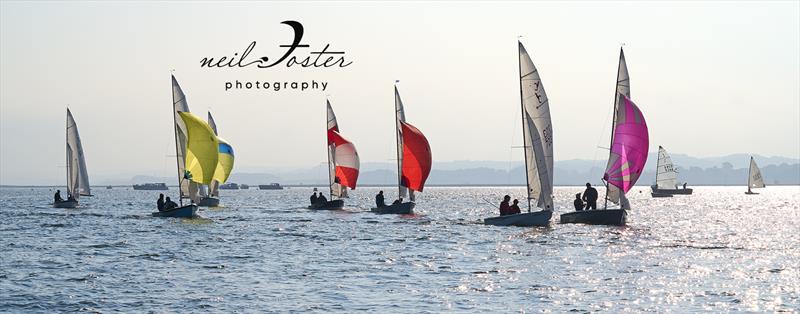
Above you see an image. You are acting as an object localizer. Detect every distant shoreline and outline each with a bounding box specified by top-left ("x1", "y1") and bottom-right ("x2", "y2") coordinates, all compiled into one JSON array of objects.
[{"x1": 3, "y1": 184, "x2": 799, "y2": 188}]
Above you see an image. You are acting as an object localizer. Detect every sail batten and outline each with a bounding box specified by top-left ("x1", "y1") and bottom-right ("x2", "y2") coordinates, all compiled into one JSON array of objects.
[{"x1": 518, "y1": 42, "x2": 554, "y2": 211}]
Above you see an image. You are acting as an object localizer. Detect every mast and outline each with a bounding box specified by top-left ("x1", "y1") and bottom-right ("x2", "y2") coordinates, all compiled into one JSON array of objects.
[
  {"x1": 65, "y1": 108, "x2": 69, "y2": 198},
  {"x1": 326, "y1": 99, "x2": 334, "y2": 199},
  {"x1": 517, "y1": 41, "x2": 532, "y2": 213},
  {"x1": 604, "y1": 47, "x2": 624, "y2": 210},
  {"x1": 171, "y1": 75, "x2": 183, "y2": 206},
  {"x1": 747, "y1": 156, "x2": 752, "y2": 192},
  {"x1": 394, "y1": 84, "x2": 403, "y2": 200}
]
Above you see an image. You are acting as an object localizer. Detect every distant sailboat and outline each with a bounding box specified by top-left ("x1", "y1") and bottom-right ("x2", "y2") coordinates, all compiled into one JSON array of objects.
[
  {"x1": 205, "y1": 111, "x2": 235, "y2": 205},
  {"x1": 561, "y1": 48, "x2": 649, "y2": 226},
  {"x1": 371, "y1": 84, "x2": 432, "y2": 215},
  {"x1": 309, "y1": 100, "x2": 360, "y2": 210},
  {"x1": 484, "y1": 41, "x2": 554, "y2": 227},
  {"x1": 54, "y1": 109, "x2": 91, "y2": 208},
  {"x1": 651, "y1": 146, "x2": 692, "y2": 196},
  {"x1": 745, "y1": 156, "x2": 765, "y2": 195}
]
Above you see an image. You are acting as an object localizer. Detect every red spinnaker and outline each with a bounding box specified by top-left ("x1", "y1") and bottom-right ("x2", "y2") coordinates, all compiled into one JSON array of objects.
[
  {"x1": 400, "y1": 121, "x2": 431, "y2": 192},
  {"x1": 328, "y1": 128, "x2": 360, "y2": 189}
]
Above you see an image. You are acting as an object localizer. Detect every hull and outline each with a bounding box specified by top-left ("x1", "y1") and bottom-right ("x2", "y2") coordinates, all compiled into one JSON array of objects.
[
  {"x1": 745, "y1": 191, "x2": 759, "y2": 195},
  {"x1": 258, "y1": 185, "x2": 284, "y2": 190},
  {"x1": 152, "y1": 204, "x2": 198, "y2": 218},
  {"x1": 197, "y1": 197, "x2": 220, "y2": 207},
  {"x1": 484, "y1": 210, "x2": 552, "y2": 227},
  {"x1": 133, "y1": 184, "x2": 168, "y2": 191},
  {"x1": 53, "y1": 200, "x2": 78, "y2": 208},
  {"x1": 560, "y1": 209, "x2": 627, "y2": 226},
  {"x1": 651, "y1": 192, "x2": 673, "y2": 198},
  {"x1": 650, "y1": 186, "x2": 693, "y2": 195},
  {"x1": 371, "y1": 202, "x2": 415, "y2": 215},
  {"x1": 308, "y1": 199, "x2": 345, "y2": 210}
]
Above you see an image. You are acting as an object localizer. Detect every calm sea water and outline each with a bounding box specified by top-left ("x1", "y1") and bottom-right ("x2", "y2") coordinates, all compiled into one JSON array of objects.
[{"x1": 1, "y1": 186, "x2": 798, "y2": 312}]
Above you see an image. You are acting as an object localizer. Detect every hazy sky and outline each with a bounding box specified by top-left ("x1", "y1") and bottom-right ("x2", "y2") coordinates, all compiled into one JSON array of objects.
[{"x1": 1, "y1": 1, "x2": 798, "y2": 184}]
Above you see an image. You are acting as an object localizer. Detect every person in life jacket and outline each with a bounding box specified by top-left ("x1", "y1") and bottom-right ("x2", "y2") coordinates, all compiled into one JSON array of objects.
[
  {"x1": 499, "y1": 195, "x2": 512, "y2": 216},
  {"x1": 509, "y1": 199, "x2": 522, "y2": 215}
]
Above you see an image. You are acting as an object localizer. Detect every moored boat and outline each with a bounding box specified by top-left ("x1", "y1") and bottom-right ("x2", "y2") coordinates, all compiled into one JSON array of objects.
[
  {"x1": 369, "y1": 84, "x2": 432, "y2": 214},
  {"x1": 259, "y1": 183, "x2": 284, "y2": 190},
  {"x1": 219, "y1": 182, "x2": 239, "y2": 190},
  {"x1": 483, "y1": 41, "x2": 554, "y2": 227},
  {"x1": 133, "y1": 183, "x2": 168, "y2": 190}
]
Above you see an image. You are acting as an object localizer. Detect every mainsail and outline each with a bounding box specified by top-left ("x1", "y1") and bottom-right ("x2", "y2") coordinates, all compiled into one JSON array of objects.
[
  {"x1": 207, "y1": 112, "x2": 234, "y2": 197},
  {"x1": 66, "y1": 109, "x2": 91, "y2": 198},
  {"x1": 606, "y1": 48, "x2": 631, "y2": 205},
  {"x1": 326, "y1": 100, "x2": 360, "y2": 198},
  {"x1": 603, "y1": 93, "x2": 649, "y2": 194},
  {"x1": 748, "y1": 156, "x2": 765, "y2": 189},
  {"x1": 177, "y1": 111, "x2": 219, "y2": 185},
  {"x1": 394, "y1": 86, "x2": 432, "y2": 201},
  {"x1": 170, "y1": 75, "x2": 199, "y2": 202},
  {"x1": 655, "y1": 146, "x2": 678, "y2": 189},
  {"x1": 518, "y1": 42, "x2": 554, "y2": 211}
]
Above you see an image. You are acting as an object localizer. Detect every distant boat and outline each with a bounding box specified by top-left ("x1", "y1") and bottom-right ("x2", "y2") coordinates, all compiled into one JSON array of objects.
[
  {"x1": 259, "y1": 183, "x2": 283, "y2": 190},
  {"x1": 484, "y1": 41, "x2": 553, "y2": 227},
  {"x1": 240, "y1": 184, "x2": 249, "y2": 189},
  {"x1": 106, "y1": 186, "x2": 113, "y2": 190},
  {"x1": 561, "y1": 48, "x2": 649, "y2": 226},
  {"x1": 371, "y1": 84, "x2": 432, "y2": 215},
  {"x1": 54, "y1": 109, "x2": 91, "y2": 208},
  {"x1": 218, "y1": 182, "x2": 239, "y2": 190},
  {"x1": 309, "y1": 100, "x2": 360, "y2": 210},
  {"x1": 133, "y1": 183, "x2": 168, "y2": 190},
  {"x1": 199, "y1": 111, "x2": 235, "y2": 207},
  {"x1": 745, "y1": 156, "x2": 765, "y2": 195},
  {"x1": 650, "y1": 146, "x2": 693, "y2": 196}
]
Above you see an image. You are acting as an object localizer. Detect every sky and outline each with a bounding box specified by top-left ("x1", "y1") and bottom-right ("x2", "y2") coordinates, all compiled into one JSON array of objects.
[{"x1": 1, "y1": 1, "x2": 799, "y2": 185}]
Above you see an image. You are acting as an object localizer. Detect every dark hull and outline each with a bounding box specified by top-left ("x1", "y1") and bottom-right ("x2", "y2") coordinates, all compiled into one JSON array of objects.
[
  {"x1": 308, "y1": 199, "x2": 344, "y2": 210},
  {"x1": 152, "y1": 204, "x2": 197, "y2": 218},
  {"x1": 650, "y1": 187, "x2": 693, "y2": 195},
  {"x1": 258, "y1": 185, "x2": 284, "y2": 190},
  {"x1": 560, "y1": 209, "x2": 627, "y2": 226},
  {"x1": 53, "y1": 200, "x2": 78, "y2": 208},
  {"x1": 371, "y1": 202, "x2": 415, "y2": 215},
  {"x1": 197, "y1": 197, "x2": 220, "y2": 207},
  {"x1": 133, "y1": 185, "x2": 168, "y2": 191},
  {"x1": 651, "y1": 192, "x2": 673, "y2": 198},
  {"x1": 745, "y1": 191, "x2": 759, "y2": 195},
  {"x1": 484, "y1": 210, "x2": 552, "y2": 227}
]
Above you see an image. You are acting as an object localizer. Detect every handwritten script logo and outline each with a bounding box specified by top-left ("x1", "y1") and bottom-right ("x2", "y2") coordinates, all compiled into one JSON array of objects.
[{"x1": 201, "y1": 21, "x2": 352, "y2": 69}]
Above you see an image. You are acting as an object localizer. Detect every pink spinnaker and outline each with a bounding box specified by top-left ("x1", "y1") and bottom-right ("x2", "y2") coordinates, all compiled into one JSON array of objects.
[{"x1": 603, "y1": 93, "x2": 649, "y2": 193}]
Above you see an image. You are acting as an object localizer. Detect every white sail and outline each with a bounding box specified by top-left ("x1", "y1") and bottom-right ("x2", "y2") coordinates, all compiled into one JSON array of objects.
[
  {"x1": 748, "y1": 156, "x2": 765, "y2": 189},
  {"x1": 606, "y1": 48, "x2": 630, "y2": 205},
  {"x1": 171, "y1": 75, "x2": 199, "y2": 202},
  {"x1": 207, "y1": 111, "x2": 220, "y2": 197},
  {"x1": 518, "y1": 42, "x2": 554, "y2": 211},
  {"x1": 66, "y1": 109, "x2": 90, "y2": 199},
  {"x1": 395, "y1": 86, "x2": 408, "y2": 200},
  {"x1": 656, "y1": 146, "x2": 679, "y2": 189}
]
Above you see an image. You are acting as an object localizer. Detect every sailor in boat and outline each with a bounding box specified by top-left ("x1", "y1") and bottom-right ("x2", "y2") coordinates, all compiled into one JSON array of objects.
[
  {"x1": 310, "y1": 190, "x2": 318, "y2": 205},
  {"x1": 499, "y1": 195, "x2": 512, "y2": 216},
  {"x1": 573, "y1": 193, "x2": 584, "y2": 211},
  {"x1": 54, "y1": 190, "x2": 64, "y2": 203},
  {"x1": 375, "y1": 190, "x2": 386, "y2": 208},
  {"x1": 509, "y1": 199, "x2": 522, "y2": 215},
  {"x1": 163, "y1": 197, "x2": 178, "y2": 210},
  {"x1": 392, "y1": 198, "x2": 402, "y2": 205},
  {"x1": 317, "y1": 193, "x2": 327, "y2": 205},
  {"x1": 683, "y1": 182, "x2": 687, "y2": 189},
  {"x1": 582, "y1": 183, "x2": 598, "y2": 210},
  {"x1": 157, "y1": 193, "x2": 165, "y2": 211}
]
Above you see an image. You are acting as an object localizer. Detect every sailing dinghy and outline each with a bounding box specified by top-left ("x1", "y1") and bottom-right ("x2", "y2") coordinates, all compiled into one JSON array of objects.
[
  {"x1": 484, "y1": 42, "x2": 553, "y2": 227},
  {"x1": 205, "y1": 111, "x2": 235, "y2": 206},
  {"x1": 54, "y1": 109, "x2": 91, "y2": 208},
  {"x1": 745, "y1": 156, "x2": 765, "y2": 194},
  {"x1": 650, "y1": 146, "x2": 692, "y2": 196},
  {"x1": 560, "y1": 48, "x2": 649, "y2": 226},
  {"x1": 371, "y1": 85, "x2": 432, "y2": 215},
  {"x1": 309, "y1": 100, "x2": 360, "y2": 210}
]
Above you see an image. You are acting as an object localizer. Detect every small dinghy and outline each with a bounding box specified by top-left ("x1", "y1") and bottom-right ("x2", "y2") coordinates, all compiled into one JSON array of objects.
[
  {"x1": 309, "y1": 199, "x2": 345, "y2": 210},
  {"x1": 197, "y1": 196, "x2": 220, "y2": 207},
  {"x1": 650, "y1": 192, "x2": 673, "y2": 198},
  {"x1": 560, "y1": 48, "x2": 649, "y2": 227},
  {"x1": 483, "y1": 41, "x2": 555, "y2": 227},
  {"x1": 54, "y1": 109, "x2": 91, "y2": 208},
  {"x1": 309, "y1": 100, "x2": 360, "y2": 211},
  {"x1": 650, "y1": 146, "x2": 693, "y2": 196},
  {"x1": 745, "y1": 156, "x2": 765, "y2": 195},
  {"x1": 371, "y1": 84, "x2": 432, "y2": 215},
  {"x1": 371, "y1": 202, "x2": 415, "y2": 215},
  {"x1": 560, "y1": 209, "x2": 627, "y2": 226},
  {"x1": 200, "y1": 111, "x2": 235, "y2": 207},
  {"x1": 152, "y1": 204, "x2": 198, "y2": 218}
]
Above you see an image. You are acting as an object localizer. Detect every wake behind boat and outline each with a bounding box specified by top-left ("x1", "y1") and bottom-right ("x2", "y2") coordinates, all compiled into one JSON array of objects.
[
  {"x1": 53, "y1": 109, "x2": 91, "y2": 209},
  {"x1": 369, "y1": 84, "x2": 432, "y2": 215},
  {"x1": 560, "y1": 48, "x2": 649, "y2": 226},
  {"x1": 308, "y1": 100, "x2": 360, "y2": 211},
  {"x1": 483, "y1": 41, "x2": 554, "y2": 227}
]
